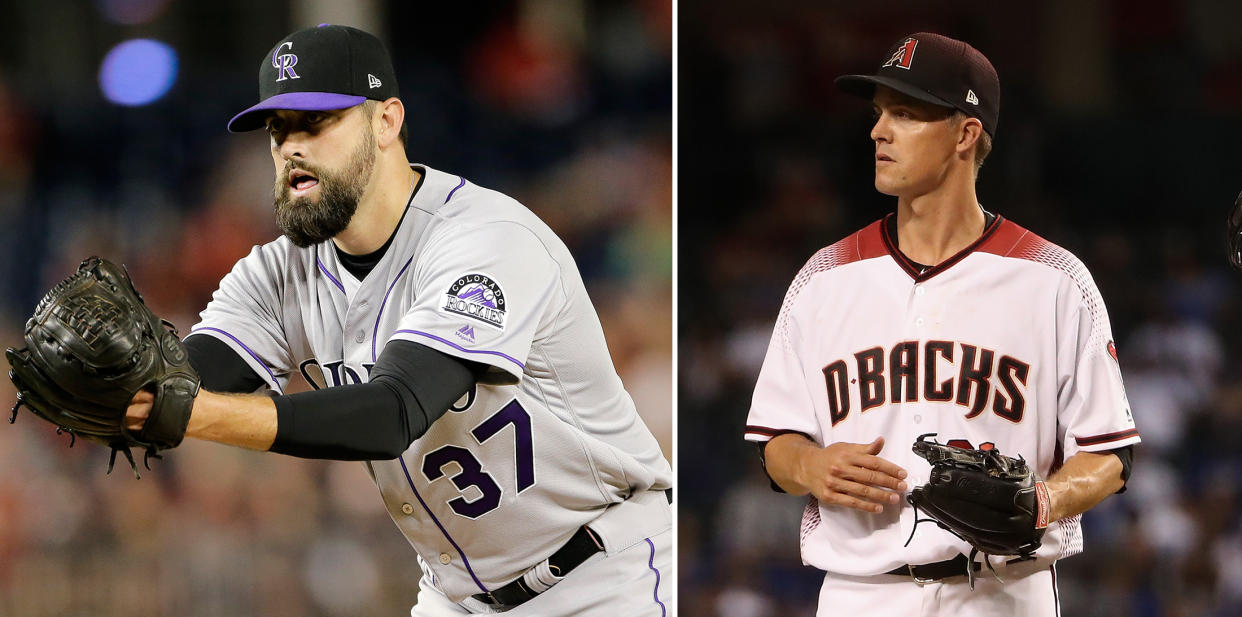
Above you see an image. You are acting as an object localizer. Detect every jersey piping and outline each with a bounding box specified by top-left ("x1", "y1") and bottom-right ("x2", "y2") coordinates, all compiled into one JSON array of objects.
[
  {"x1": 445, "y1": 176, "x2": 466, "y2": 203},
  {"x1": 879, "y1": 211, "x2": 1005, "y2": 282},
  {"x1": 372, "y1": 255, "x2": 416, "y2": 361},
  {"x1": 188, "y1": 326, "x2": 284, "y2": 393},
  {"x1": 398, "y1": 457, "x2": 491, "y2": 594},
  {"x1": 644, "y1": 537, "x2": 667, "y2": 616},
  {"x1": 742, "y1": 426, "x2": 812, "y2": 440},
  {"x1": 394, "y1": 329, "x2": 525, "y2": 370},
  {"x1": 1075, "y1": 428, "x2": 1140, "y2": 447}
]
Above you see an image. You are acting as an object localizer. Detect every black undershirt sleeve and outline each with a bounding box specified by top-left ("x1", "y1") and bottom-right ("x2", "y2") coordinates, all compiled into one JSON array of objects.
[
  {"x1": 269, "y1": 340, "x2": 486, "y2": 460},
  {"x1": 1112, "y1": 444, "x2": 1134, "y2": 493},
  {"x1": 185, "y1": 333, "x2": 268, "y2": 394}
]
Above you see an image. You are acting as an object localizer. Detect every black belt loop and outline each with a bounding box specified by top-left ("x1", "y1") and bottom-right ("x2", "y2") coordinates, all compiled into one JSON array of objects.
[
  {"x1": 472, "y1": 525, "x2": 604, "y2": 608},
  {"x1": 885, "y1": 554, "x2": 981, "y2": 583}
]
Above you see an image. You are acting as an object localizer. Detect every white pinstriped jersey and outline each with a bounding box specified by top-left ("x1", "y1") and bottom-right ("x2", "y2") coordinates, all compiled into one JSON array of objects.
[
  {"x1": 191, "y1": 164, "x2": 672, "y2": 603},
  {"x1": 744, "y1": 214, "x2": 1139, "y2": 576}
]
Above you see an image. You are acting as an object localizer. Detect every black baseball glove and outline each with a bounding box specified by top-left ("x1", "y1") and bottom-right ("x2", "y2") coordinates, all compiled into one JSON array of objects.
[
  {"x1": 5, "y1": 256, "x2": 200, "y2": 477},
  {"x1": 905, "y1": 433, "x2": 1049, "y2": 585}
]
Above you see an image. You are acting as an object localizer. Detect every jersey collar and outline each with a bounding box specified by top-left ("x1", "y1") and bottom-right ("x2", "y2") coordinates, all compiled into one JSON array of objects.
[{"x1": 879, "y1": 211, "x2": 1005, "y2": 283}]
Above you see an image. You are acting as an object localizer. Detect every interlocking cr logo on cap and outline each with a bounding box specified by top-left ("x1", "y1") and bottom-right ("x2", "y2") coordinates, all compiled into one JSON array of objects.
[{"x1": 272, "y1": 41, "x2": 300, "y2": 82}]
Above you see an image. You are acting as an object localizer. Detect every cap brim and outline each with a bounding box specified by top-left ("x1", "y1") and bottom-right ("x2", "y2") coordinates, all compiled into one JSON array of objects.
[
  {"x1": 227, "y1": 92, "x2": 368, "y2": 133},
  {"x1": 833, "y1": 74, "x2": 956, "y2": 110}
]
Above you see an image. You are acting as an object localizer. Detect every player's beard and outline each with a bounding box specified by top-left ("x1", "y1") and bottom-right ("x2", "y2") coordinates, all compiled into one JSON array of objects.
[{"x1": 273, "y1": 127, "x2": 376, "y2": 248}]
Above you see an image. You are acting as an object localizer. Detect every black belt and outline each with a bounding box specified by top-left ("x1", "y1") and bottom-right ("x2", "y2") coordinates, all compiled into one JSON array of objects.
[
  {"x1": 473, "y1": 526, "x2": 604, "y2": 607},
  {"x1": 885, "y1": 554, "x2": 980, "y2": 583}
]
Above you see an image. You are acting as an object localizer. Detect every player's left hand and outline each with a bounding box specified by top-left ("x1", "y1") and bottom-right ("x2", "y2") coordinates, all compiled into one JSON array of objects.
[
  {"x1": 6, "y1": 256, "x2": 200, "y2": 476},
  {"x1": 125, "y1": 390, "x2": 155, "y2": 432}
]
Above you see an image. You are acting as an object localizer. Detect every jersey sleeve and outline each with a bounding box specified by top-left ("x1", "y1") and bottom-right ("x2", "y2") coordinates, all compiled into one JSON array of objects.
[
  {"x1": 744, "y1": 278, "x2": 823, "y2": 445},
  {"x1": 190, "y1": 244, "x2": 295, "y2": 393},
  {"x1": 389, "y1": 221, "x2": 561, "y2": 385},
  {"x1": 1055, "y1": 259, "x2": 1140, "y2": 458}
]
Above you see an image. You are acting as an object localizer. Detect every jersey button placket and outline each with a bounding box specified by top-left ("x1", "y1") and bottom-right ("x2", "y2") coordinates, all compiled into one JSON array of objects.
[
  {"x1": 400, "y1": 503, "x2": 414, "y2": 515},
  {"x1": 355, "y1": 330, "x2": 366, "y2": 344},
  {"x1": 439, "y1": 553, "x2": 452, "y2": 565},
  {"x1": 912, "y1": 284, "x2": 926, "y2": 328}
]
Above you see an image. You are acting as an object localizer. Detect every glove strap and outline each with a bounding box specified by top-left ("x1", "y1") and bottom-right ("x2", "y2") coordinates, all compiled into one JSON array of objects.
[
  {"x1": 1034, "y1": 480, "x2": 1050, "y2": 530},
  {"x1": 140, "y1": 373, "x2": 200, "y2": 449}
]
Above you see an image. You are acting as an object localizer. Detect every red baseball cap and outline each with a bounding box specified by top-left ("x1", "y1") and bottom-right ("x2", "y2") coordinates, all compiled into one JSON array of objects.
[{"x1": 835, "y1": 32, "x2": 1000, "y2": 136}]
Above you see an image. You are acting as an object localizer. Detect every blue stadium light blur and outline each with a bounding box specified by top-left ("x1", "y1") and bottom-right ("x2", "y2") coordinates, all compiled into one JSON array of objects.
[{"x1": 98, "y1": 39, "x2": 179, "y2": 107}]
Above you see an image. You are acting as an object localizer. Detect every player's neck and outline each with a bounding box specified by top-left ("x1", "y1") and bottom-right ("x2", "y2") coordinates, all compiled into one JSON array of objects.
[
  {"x1": 893, "y1": 182, "x2": 986, "y2": 267},
  {"x1": 333, "y1": 160, "x2": 418, "y2": 256}
]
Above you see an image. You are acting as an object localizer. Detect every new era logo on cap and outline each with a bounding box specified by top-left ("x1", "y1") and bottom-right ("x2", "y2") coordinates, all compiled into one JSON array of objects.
[
  {"x1": 966, "y1": 89, "x2": 978, "y2": 105},
  {"x1": 368, "y1": 73, "x2": 382, "y2": 88}
]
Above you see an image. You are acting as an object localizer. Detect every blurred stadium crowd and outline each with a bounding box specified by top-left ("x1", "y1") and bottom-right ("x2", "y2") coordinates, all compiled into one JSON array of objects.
[
  {"x1": 0, "y1": 1, "x2": 670, "y2": 615},
  {"x1": 680, "y1": 2, "x2": 1242, "y2": 616}
]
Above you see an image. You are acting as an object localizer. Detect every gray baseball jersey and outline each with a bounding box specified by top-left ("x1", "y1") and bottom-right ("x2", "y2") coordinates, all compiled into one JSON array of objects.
[{"x1": 190, "y1": 164, "x2": 673, "y2": 603}]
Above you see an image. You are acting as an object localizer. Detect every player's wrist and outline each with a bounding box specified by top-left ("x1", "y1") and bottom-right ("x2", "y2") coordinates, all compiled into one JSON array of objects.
[{"x1": 183, "y1": 389, "x2": 214, "y2": 438}]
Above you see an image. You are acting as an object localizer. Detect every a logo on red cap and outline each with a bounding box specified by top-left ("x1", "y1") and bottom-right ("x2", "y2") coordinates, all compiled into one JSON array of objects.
[
  {"x1": 272, "y1": 41, "x2": 300, "y2": 82},
  {"x1": 883, "y1": 38, "x2": 918, "y2": 70}
]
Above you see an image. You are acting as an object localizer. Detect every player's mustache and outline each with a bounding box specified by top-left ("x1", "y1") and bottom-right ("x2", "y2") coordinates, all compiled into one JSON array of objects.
[{"x1": 281, "y1": 159, "x2": 329, "y2": 181}]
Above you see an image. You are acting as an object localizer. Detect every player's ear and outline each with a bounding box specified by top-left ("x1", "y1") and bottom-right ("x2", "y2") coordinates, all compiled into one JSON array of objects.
[
  {"x1": 955, "y1": 116, "x2": 982, "y2": 157},
  {"x1": 375, "y1": 97, "x2": 405, "y2": 149}
]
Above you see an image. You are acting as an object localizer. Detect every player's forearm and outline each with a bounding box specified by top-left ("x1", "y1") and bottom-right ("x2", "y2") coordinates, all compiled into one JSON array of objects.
[
  {"x1": 186, "y1": 390, "x2": 278, "y2": 451},
  {"x1": 762, "y1": 433, "x2": 818, "y2": 496},
  {"x1": 1044, "y1": 451, "x2": 1124, "y2": 522}
]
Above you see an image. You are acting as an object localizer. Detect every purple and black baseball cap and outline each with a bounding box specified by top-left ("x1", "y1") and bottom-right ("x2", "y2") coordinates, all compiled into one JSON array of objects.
[
  {"x1": 228, "y1": 24, "x2": 399, "y2": 133},
  {"x1": 834, "y1": 32, "x2": 1000, "y2": 136}
]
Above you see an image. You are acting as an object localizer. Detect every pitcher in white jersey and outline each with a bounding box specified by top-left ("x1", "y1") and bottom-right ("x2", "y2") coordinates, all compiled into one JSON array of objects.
[
  {"x1": 743, "y1": 32, "x2": 1138, "y2": 617},
  {"x1": 124, "y1": 25, "x2": 671, "y2": 616}
]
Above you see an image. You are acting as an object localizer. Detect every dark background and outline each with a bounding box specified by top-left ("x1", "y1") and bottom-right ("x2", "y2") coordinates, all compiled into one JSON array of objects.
[
  {"x1": 0, "y1": 1, "x2": 670, "y2": 615},
  {"x1": 679, "y1": 2, "x2": 1242, "y2": 616}
]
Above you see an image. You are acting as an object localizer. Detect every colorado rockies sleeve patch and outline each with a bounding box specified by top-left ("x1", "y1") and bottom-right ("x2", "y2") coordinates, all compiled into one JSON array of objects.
[{"x1": 443, "y1": 273, "x2": 507, "y2": 330}]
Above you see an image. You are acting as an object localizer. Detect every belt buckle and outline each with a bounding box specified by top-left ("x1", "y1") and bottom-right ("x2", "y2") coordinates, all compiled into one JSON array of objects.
[{"x1": 907, "y1": 565, "x2": 935, "y2": 586}]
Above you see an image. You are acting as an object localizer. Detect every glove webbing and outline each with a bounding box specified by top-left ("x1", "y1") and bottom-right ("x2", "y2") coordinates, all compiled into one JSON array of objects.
[{"x1": 9, "y1": 398, "x2": 157, "y2": 479}]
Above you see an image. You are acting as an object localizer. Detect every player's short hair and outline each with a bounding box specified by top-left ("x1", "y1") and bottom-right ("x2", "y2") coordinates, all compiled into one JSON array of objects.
[
  {"x1": 950, "y1": 110, "x2": 992, "y2": 176},
  {"x1": 362, "y1": 100, "x2": 409, "y2": 147}
]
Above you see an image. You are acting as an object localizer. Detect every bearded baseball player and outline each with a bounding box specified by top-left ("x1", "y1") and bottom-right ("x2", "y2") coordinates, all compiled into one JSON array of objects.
[
  {"x1": 64, "y1": 24, "x2": 668, "y2": 616},
  {"x1": 743, "y1": 33, "x2": 1139, "y2": 615}
]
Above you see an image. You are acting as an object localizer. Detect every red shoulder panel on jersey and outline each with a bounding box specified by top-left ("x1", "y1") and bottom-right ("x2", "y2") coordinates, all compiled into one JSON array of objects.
[
  {"x1": 778, "y1": 220, "x2": 887, "y2": 308},
  {"x1": 1074, "y1": 428, "x2": 1140, "y2": 447},
  {"x1": 976, "y1": 218, "x2": 1051, "y2": 260},
  {"x1": 805, "y1": 219, "x2": 888, "y2": 273}
]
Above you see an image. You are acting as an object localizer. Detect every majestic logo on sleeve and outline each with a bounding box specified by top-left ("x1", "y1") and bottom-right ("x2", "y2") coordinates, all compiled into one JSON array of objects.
[
  {"x1": 443, "y1": 274, "x2": 507, "y2": 330},
  {"x1": 272, "y1": 41, "x2": 300, "y2": 81}
]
